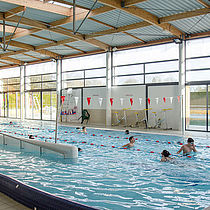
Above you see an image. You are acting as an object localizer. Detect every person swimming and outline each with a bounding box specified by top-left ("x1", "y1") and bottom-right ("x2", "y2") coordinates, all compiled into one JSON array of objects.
[
  {"x1": 177, "y1": 138, "x2": 197, "y2": 155},
  {"x1": 29, "y1": 135, "x2": 34, "y2": 139},
  {"x1": 81, "y1": 126, "x2": 87, "y2": 133},
  {"x1": 125, "y1": 130, "x2": 129, "y2": 134},
  {"x1": 122, "y1": 136, "x2": 135, "y2": 148},
  {"x1": 161, "y1": 150, "x2": 173, "y2": 162}
]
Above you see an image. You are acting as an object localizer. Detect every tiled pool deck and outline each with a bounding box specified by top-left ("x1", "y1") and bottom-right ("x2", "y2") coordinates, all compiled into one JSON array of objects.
[{"x1": 0, "y1": 193, "x2": 30, "y2": 210}]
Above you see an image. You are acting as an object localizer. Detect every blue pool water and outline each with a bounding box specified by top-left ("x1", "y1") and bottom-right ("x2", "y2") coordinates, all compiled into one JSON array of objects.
[{"x1": 0, "y1": 122, "x2": 210, "y2": 209}]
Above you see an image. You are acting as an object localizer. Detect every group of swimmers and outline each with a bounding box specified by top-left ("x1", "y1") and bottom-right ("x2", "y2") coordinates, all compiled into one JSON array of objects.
[
  {"x1": 27, "y1": 126, "x2": 197, "y2": 159},
  {"x1": 122, "y1": 131, "x2": 197, "y2": 162}
]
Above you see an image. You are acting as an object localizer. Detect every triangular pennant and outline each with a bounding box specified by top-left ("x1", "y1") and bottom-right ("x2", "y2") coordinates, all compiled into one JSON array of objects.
[
  {"x1": 87, "y1": 97, "x2": 91, "y2": 106},
  {"x1": 170, "y1": 97, "x2": 173, "y2": 104},
  {"x1": 74, "y1": 97, "x2": 79, "y2": 106},
  {"x1": 155, "y1": 98, "x2": 159, "y2": 104},
  {"x1": 163, "y1": 97, "x2": 166, "y2": 103},
  {"x1": 177, "y1": 96, "x2": 180, "y2": 102},
  {"x1": 110, "y1": 98, "x2": 113, "y2": 106},
  {"x1": 120, "y1": 98, "x2": 124, "y2": 106},
  {"x1": 139, "y1": 98, "x2": 142, "y2": 105},
  {"x1": 130, "y1": 98, "x2": 133, "y2": 106},
  {"x1": 99, "y1": 98, "x2": 103, "y2": 107},
  {"x1": 148, "y1": 98, "x2": 151, "y2": 105},
  {"x1": 61, "y1": 96, "x2": 65, "y2": 104}
]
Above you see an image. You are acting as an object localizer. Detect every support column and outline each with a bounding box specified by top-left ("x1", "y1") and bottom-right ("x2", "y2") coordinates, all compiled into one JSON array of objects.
[
  {"x1": 55, "y1": 59, "x2": 62, "y2": 143},
  {"x1": 20, "y1": 65, "x2": 25, "y2": 121},
  {"x1": 106, "y1": 51, "x2": 112, "y2": 127},
  {"x1": 178, "y1": 40, "x2": 186, "y2": 134}
]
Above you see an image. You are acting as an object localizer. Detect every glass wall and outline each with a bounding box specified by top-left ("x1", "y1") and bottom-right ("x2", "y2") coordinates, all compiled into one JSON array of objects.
[
  {"x1": 113, "y1": 43, "x2": 179, "y2": 85},
  {"x1": 186, "y1": 85, "x2": 207, "y2": 131},
  {"x1": 186, "y1": 37, "x2": 210, "y2": 131},
  {"x1": 25, "y1": 62, "x2": 57, "y2": 120},
  {"x1": 0, "y1": 67, "x2": 20, "y2": 118},
  {"x1": 62, "y1": 54, "x2": 106, "y2": 88}
]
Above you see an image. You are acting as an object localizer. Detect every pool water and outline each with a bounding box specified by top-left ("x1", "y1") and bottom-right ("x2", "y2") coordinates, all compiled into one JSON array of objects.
[{"x1": 0, "y1": 122, "x2": 210, "y2": 210}]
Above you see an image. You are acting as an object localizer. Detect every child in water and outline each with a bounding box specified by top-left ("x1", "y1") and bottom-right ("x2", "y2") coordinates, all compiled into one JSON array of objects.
[
  {"x1": 81, "y1": 126, "x2": 87, "y2": 133},
  {"x1": 177, "y1": 138, "x2": 197, "y2": 155},
  {"x1": 122, "y1": 136, "x2": 135, "y2": 148},
  {"x1": 125, "y1": 130, "x2": 129, "y2": 134},
  {"x1": 161, "y1": 150, "x2": 173, "y2": 162}
]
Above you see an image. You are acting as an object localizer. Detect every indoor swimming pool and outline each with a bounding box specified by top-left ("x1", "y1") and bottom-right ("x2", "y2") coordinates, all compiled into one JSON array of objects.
[{"x1": 0, "y1": 122, "x2": 210, "y2": 210}]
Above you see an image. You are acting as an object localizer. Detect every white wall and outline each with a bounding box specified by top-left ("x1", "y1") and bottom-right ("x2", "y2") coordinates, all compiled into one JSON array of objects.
[
  {"x1": 83, "y1": 86, "x2": 146, "y2": 110},
  {"x1": 83, "y1": 87, "x2": 106, "y2": 109},
  {"x1": 148, "y1": 85, "x2": 180, "y2": 130},
  {"x1": 111, "y1": 85, "x2": 146, "y2": 110}
]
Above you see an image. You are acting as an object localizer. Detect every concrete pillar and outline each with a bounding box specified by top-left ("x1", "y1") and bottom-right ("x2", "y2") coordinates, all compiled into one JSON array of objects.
[
  {"x1": 55, "y1": 59, "x2": 62, "y2": 143},
  {"x1": 20, "y1": 65, "x2": 25, "y2": 121},
  {"x1": 106, "y1": 51, "x2": 112, "y2": 127},
  {"x1": 178, "y1": 40, "x2": 186, "y2": 134}
]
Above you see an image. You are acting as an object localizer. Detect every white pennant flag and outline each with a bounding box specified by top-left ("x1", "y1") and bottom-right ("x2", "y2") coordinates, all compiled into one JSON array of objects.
[
  {"x1": 120, "y1": 98, "x2": 124, "y2": 106},
  {"x1": 170, "y1": 97, "x2": 173, "y2": 104},
  {"x1": 74, "y1": 97, "x2": 79, "y2": 106},
  {"x1": 139, "y1": 98, "x2": 142, "y2": 105},
  {"x1": 155, "y1": 98, "x2": 159, "y2": 104},
  {"x1": 99, "y1": 98, "x2": 103, "y2": 107}
]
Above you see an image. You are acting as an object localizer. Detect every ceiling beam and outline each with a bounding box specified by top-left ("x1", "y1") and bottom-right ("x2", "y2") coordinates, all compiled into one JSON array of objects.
[
  {"x1": 89, "y1": 17, "x2": 146, "y2": 42},
  {"x1": 159, "y1": 8, "x2": 210, "y2": 23},
  {"x1": 30, "y1": 34, "x2": 57, "y2": 43},
  {"x1": 50, "y1": 5, "x2": 113, "y2": 27},
  {"x1": 36, "y1": 49, "x2": 60, "y2": 58},
  {"x1": 86, "y1": 21, "x2": 151, "y2": 39},
  {"x1": 0, "y1": 0, "x2": 72, "y2": 16},
  {"x1": 197, "y1": 0, "x2": 210, "y2": 8},
  {"x1": 51, "y1": 0, "x2": 90, "y2": 10},
  {"x1": 0, "y1": 24, "x2": 26, "y2": 33},
  {"x1": 22, "y1": 53, "x2": 41, "y2": 60},
  {"x1": 9, "y1": 40, "x2": 35, "y2": 50},
  {"x1": 63, "y1": 44, "x2": 86, "y2": 53},
  {"x1": 4, "y1": 6, "x2": 26, "y2": 18},
  {"x1": 1, "y1": 57, "x2": 22, "y2": 65},
  {"x1": 124, "y1": 0, "x2": 148, "y2": 7},
  {"x1": 98, "y1": 0, "x2": 184, "y2": 37}
]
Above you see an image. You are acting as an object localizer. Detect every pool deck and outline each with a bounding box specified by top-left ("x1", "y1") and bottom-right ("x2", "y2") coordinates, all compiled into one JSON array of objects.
[{"x1": 0, "y1": 193, "x2": 30, "y2": 210}]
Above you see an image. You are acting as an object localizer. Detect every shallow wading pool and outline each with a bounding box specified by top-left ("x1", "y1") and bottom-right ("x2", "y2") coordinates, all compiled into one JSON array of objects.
[{"x1": 0, "y1": 123, "x2": 210, "y2": 210}]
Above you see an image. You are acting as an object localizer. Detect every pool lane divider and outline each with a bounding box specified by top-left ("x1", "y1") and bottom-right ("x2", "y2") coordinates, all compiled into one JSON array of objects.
[
  {"x1": 0, "y1": 130, "x2": 199, "y2": 158},
  {"x1": 1, "y1": 126, "x2": 210, "y2": 149}
]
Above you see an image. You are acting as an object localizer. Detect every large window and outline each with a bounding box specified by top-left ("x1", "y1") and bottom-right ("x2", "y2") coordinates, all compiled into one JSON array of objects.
[
  {"x1": 25, "y1": 62, "x2": 57, "y2": 120},
  {"x1": 186, "y1": 85, "x2": 209, "y2": 131},
  {"x1": 186, "y1": 37, "x2": 210, "y2": 83},
  {"x1": 0, "y1": 67, "x2": 20, "y2": 118},
  {"x1": 62, "y1": 54, "x2": 106, "y2": 88},
  {"x1": 113, "y1": 43, "x2": 179, "y2": 85}
]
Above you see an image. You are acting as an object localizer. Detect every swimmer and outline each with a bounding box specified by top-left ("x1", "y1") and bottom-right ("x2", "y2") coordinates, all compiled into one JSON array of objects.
[
  {"x1": 29, "y1": 135, "x2": 34, "y2": 139},
  {"x1": 177, "y1": 138, "x2": 197, "y2": 155},
  {"x1": 81, "y1": 126, "x2": 87, "y2": 133},
  {"x1": 9, "y1": 121, "x2": 13, "y2": 125},
  {"x1": 122, "y1": 136, "x2": 135, "y2": 148},
  {"x1": 125, "y1": 130, "x2": 129, "y2": 135},
  {"x1": 78, "y1": 148, "x2": 82, "y2": 152},
  {"x1": 161, "y1": 150, "x2": 173, "y2": 162}
]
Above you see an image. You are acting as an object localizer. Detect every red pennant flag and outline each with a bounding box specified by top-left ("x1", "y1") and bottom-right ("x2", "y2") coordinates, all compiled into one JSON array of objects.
[
  {"x1": 110, "y1": 98, "x2": 113, "y2": 106},
  {"x1": 61, "y1": 96, "x2": 65, "y2": 104},
  {"x1": 130, "y1": 98, "x2": 133, "y2": 106},
  {"x1": 148, "y1": 98, "x2": 151, "y2": 105},
  {"x1": 87, "y1": 97, "x2": 91, "y2": 105},
  {"x1": 177, "y1": 96, "x2": 180, "y2": 102},
  {"x1": 163, "y1": 97, "x2": 166, "y2": 103}
]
